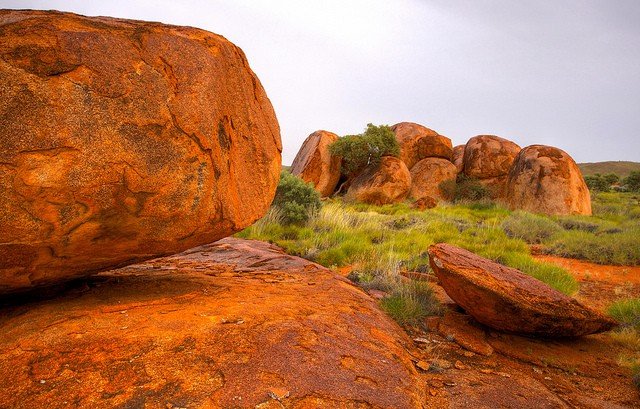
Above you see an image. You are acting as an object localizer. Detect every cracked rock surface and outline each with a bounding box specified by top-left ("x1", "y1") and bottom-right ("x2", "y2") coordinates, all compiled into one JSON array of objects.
[
  {"x1": 0, "y1": 238, "x2": 424, "y2": 408},
  {"x1": 0, "y1": 10, "x2": 282, "y2": 292}
]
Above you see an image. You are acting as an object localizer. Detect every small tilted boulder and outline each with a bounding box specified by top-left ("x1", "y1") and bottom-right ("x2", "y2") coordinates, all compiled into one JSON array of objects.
[
  {"x1": 290, "y1": 130, "x2": 341, "y2": 197},
  {"x1": 506, "y1": 145, "x2": 592, "y2": 215},
  {"x1": 409, "y1": 158, "x2": 457, "y2": 202},
  {"x1": 0, "y1": 10, "x2": 281, "y2": 293},
  {"x1": 452, "y1": 145, "x2": 465, "y2": 174},
  {"x1": 391, "y1": 122, "x2": 453, "y2": 169},
  {"x1": 463, "y1": 135, "x2": 521, "y2": 198},
  {"x1": 428, "y1": 243, "x2": 616, "y2": 337},
  {"x1": 346, "y1": 157, "x2": 411, "y2": 205}
]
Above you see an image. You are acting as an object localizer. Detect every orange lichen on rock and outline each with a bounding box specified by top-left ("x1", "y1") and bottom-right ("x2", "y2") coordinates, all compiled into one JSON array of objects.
[
  {"x1": 0, "y1": 238, "x2": 424, "y2": 408},
  {"x1": 428, "y1": 243, "x2": 616, "y2": 337},
  {"x1": 0, "y1": 10, "x2": 281, "y2": 293}
]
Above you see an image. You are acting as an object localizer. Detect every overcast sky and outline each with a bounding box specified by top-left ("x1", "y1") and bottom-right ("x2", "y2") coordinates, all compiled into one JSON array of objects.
[{"x1": 3, "y1": 0, "x2": 639, "y2": 164}]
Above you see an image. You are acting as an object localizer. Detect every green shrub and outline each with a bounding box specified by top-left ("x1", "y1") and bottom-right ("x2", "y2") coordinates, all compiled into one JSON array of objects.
[
  {"x1": 329, "y1": 123, "x2": 400, "y2": 176},
  {"x1": 585, "y1": 174, "x2": 610, "y2": 192},
  {"x1": 609, "y1": 298, "x2": 640, "y2": 330},
  {"x1": 624, "y1": 171, "x2": 640, "y2": 192},
  {"x1": 501, "y1": 211, "x2": 562, "y2": 244},
  {"x1": 454, "y1": 174, "x2": 490, "y2": 202},
  {"x1": 271, "y1": 171, "x2": 321, "y2": 224}
]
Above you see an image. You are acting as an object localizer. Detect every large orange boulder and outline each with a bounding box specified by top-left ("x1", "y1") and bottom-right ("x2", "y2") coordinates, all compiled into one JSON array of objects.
[
  {"x1": 463, "y1": 135, "x2": 521, "y2": 198},
  {"x1": 391, "y1": 122, "x2": 453, "y2": 169},
  {"x1": 452, "y1": 144, "x2": 465, "y2": 173},
  {"x1": 428, "y1": 243, "x2": 616, "y2": 337},
  {"x1": 463, "y1": 135, "x2": 521, "y2": 179},
  {"x1": 290, "y1": 130, "x2": 341, "y2": 197},
  {"x1": 0, "y1": 238, "x2": 424, "y2": 407},
  {"x1": 409, "y1": 157, "x2": 457, "y2": 202},
  {"x1": 506, "y1": 145, "x2": 592, "y2": 215},
  {"x1": 0, "y1": 10, "x2": 281, "y2": 293},
  {"x1": 346, "y1": 156, "x2": 411, "y2": 205}
]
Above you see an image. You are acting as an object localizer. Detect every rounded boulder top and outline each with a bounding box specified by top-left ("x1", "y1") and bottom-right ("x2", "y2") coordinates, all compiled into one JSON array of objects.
[{"x1": 0, "y1": 10, "x2": 282, "y2": 293}]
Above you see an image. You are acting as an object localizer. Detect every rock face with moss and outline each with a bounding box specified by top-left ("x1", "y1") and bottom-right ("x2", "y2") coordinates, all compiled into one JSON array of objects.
[
  {"x1": 409, "y1": 157, "x2": 457, "y2": 202},
  {"x1": 0, "y1": 10, "x2": 281, "y2": 293},
  {"x1": 290, "y1": 130, "x2": 341, "y2": 197},
  {"x1": 346, "y1": 156, "x2": 411, "y2": 205},
  {"x1": 428, "y1": 243, "x2": 617, "y2": 337},
  {"x1": 463, "y1": 135, "x2": 521, "y2": 199},
  {"x1": 506, "y1": 145, "x2": 592, "y2": 216},
  {"x1": 391, "y1": 122, "x2": 453, "y2": 169}
]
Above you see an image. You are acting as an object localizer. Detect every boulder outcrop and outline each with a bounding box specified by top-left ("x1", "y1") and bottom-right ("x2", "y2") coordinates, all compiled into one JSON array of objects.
[
  {"x1": 0, "y1": 238, "x2": 424, "y2": 408},
  {"x1": 290, "y1": 130, "x2": 341, "y2": 197},
  {"x1": 463, "y1": 135, "x2": 521, "y2": 198},
  {"x1": 391, "y1": 122, "x2": 453, "y2": 169},
  {"x1": 0, "y1": 10, "x2": 281, "y2": 293},
  {"x1": 452, "y1": 145, "x2": 465, "y2": 173},
  {"x1": 409, "y1": 157, "x2": 457, "y2": 202},
  {"x1": 428, "y1": 243, "x2": 617, "y2": 337},
  {"x1": 506, "y1": 145, "x2": 592, "y2": 215},
  {"x1": 347, "y1": 156, "x2": 411, "y2": 205}
]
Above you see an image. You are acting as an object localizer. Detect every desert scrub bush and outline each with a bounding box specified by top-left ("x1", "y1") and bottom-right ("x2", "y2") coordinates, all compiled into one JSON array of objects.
[
  {"x1": 380, "y1": 281, "x2": 442, "y2": 326},
  {"x1": 453, "y1": 174, "x2": 490, "y2": 202},
  {"x1": 609, "y1": 298, "x2": 640, "y2": 330},
  {"x1": 501, "y1": 211, "x2": 562, "y2": 244},
  {"x1": 329, "y1": 123, "x2": 400, "y2": 176},
  {"x1": 271, "y1": 170, "x2": 321, "y2": 224},
  {"x1": 624, "y1": 171, "x2": 640, "y2": 192}
]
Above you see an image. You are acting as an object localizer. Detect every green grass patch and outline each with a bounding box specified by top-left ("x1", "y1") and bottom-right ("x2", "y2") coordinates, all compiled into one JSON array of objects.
[
  {"x1": 379, "y1": 281, "x2": 442, "y2": 326},
  {"x1": 609, "y1": 298, "x2": 640, "y2": 330}
]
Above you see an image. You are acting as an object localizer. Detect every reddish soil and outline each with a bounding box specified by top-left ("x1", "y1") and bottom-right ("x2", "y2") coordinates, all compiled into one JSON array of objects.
[{"x1": 535, "y1": 255, "x2": 640, "y2": 310}]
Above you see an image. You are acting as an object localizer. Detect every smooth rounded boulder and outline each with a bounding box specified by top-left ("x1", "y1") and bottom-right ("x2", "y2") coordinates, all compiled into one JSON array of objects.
[
  {"x1": 409, "y1": 157, "x2": 457, "y2": 202},
  {"x1": 463, "y1": 135, "x2": 521, "y2": 179},
  {"x1": 506, "y1": 145, "x2": 592, "y2": 215},
  {"x1": 452, "y1": 144, "x2": 465, "y2": 173},
  {"x1": 0, "y1": 10, "x2": 282, "y2": 293},
  {"x1": 391, "y1": 122, "x2": 453, "y2": 169},
  {"x1": 463, "y1": 135, "x2": 520, "y2": 199},
  {"x1": 346, "y1": 156, "x2": 411, "y2": 205},
  {"x1": 428, "y1": 243, "x2": 616, "y2": 337},
  {"x1": 290, "y1": 130, "x2": 341, "y2": 197}
]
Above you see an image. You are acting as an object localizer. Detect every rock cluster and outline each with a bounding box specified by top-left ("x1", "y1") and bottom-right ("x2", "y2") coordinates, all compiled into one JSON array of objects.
[
  {"x1": 0, "y1": 10, "x2": 281, "y2": 293},
  {"x1": 290, "y1": 122, "x2": 591, "y2": 215},
  {"x1": 428, "y1": 243, "x2": 616, "y2": 337}
]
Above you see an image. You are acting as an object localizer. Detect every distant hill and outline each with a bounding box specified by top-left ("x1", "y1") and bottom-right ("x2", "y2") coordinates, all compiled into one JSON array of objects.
[{"x1": 578, "y1": 161, "x2": 640, "y2": 177}]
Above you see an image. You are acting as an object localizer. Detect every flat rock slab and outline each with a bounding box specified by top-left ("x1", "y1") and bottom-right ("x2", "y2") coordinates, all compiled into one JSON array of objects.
[
  {"x1": 428, "y1": 243, "x2": 617, "y2": 337},
  {"x1": 0, "y1": 238, "x2": 423, "y2": 408}
]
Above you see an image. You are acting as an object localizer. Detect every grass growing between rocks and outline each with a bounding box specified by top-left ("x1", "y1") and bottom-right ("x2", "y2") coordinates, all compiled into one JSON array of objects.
[{"x1": 608, "y1": 298, "x2": 640, "y2": 389}]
